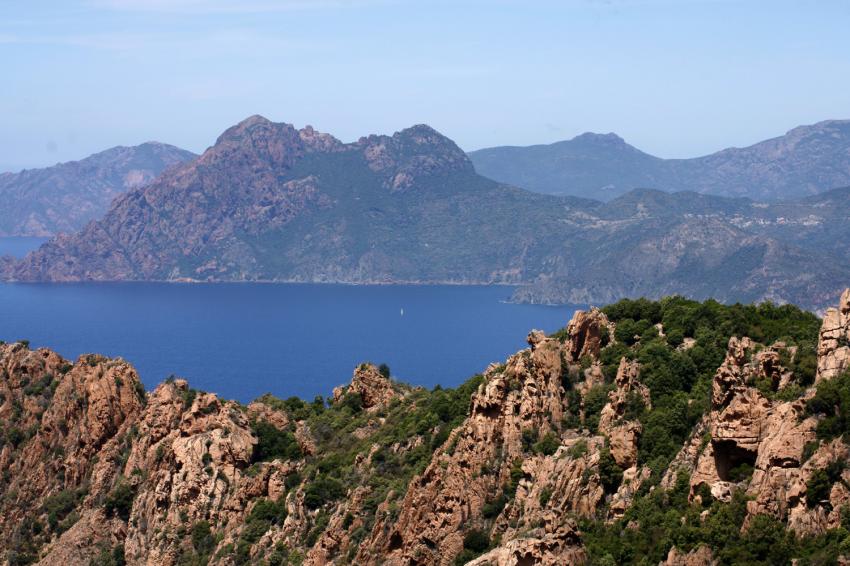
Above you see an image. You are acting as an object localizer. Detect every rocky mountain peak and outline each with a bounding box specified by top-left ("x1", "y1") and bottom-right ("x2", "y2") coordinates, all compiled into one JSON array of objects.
[
  {"x1": 204, "y1": 115, "x2": 304, "y2": 169},
  {"x1": 785, "y1": 119, "x2": 850, "y2": 139},
  {"x1": 358, "y1": 123, "x2": 473, "y2": 191},
  {"x1": 572, "y1": 131, "x2": 628, "y2": 146},
  {"x1": 298, "y1": 124, "x2": 343, "y2": 152}
]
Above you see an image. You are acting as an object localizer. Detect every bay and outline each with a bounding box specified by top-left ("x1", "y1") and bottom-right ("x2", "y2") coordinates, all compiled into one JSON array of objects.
[{"x1": 0, "y1": 282, "x2": 583, "y2": 402}]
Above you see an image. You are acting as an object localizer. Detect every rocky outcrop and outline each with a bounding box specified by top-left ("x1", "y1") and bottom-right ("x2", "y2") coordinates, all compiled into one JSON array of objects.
[
  {"x1": 660, "y1": 545, "x2": 717, "y2": 566},
  {"x1": 687, "y1": 335, "x2": 825, "y2": 531},
  {"x1": 465, "y1": 519, "x2": 587, "y2": 566},
  {"x1": 0, "y1": 341, "x2": 307, "y2": 565},
  {"x1": 563, "y1": 308, "x2": 611, "y2": 362},
  {"x1": 599, "y1": 358, "x2": 648, "y2": 468},
  {"x1": 332, "y1": 363, "x2": 401, "y2": 411},
  {"x1": 357, "y1": 334, "x2": 564, "y2": 564},
  {"x1": 817, "y1": 288, "x2": 850, "y2": 382}
]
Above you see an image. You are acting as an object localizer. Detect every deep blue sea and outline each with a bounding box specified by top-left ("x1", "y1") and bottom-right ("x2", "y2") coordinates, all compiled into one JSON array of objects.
[{"x1": 0, "y1": 280, "x2": 583, "y2": 402}]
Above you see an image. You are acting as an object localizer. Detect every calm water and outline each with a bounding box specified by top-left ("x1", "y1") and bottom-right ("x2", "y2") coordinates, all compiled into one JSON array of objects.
[
  {"x1": 0, "y1": 282, "x2": 583, "y2": 402},
  {"x1": 0, "y1": 237, "x2": 49, "y2": 257}
]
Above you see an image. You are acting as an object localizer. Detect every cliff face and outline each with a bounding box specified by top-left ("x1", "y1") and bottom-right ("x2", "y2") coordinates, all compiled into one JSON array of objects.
[
  {"x1": 0, "y1": 143, "x2": 196, "y2": 237},
  {"x1": 4, "y1": 292, "x2": 850, "y2": 564}
]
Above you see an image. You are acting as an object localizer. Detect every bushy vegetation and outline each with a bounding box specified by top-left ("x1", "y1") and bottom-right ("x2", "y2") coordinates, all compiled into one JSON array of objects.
[
  {"x1": 227, "y1": 370, "x2": 486, "y2": 562},
  {"x1": 43, "y1": 488, "x2": 85, "y2": 533},
  {"x1": 454, "y1": 529, "x2": 492, "y2": 565},
  {"x1": 807, "y1": 371, "x2": 850, "y2": 441},
  {"x1": 565, "y1": 297, "x2": 837, "y2": 564},
  {"x1": 103, "y1": 480, "x2": 136, "y2": 522},
  {"x1": 234, "y1": 497, "x2": 288, "y2": 564},
  {"x1": 251, "y1": 420, "x2": 302, "y2": 463},
  {"x1": 88, "y1": 544, "x2": 126, "y2": 566},
  {"x1": 575, "y1": 296, "x2": 821, "y2": 476},
  {"x1": 583, "y1": 471, "x2": 850, "y2": 565}
]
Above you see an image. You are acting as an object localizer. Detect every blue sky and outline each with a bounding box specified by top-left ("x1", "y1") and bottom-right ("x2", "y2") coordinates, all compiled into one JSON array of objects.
[{"x1": 2, "y1": 0, "x2": 849, "y2": 171}]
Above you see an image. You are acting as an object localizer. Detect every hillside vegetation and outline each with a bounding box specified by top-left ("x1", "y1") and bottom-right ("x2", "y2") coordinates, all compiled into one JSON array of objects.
[{"x1": 2, "y1": 291, "x2": 850, "y2": 564}]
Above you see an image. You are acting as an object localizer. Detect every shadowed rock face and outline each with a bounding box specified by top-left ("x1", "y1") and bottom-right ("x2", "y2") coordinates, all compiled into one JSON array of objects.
[{"x1": 0, "y1": 142, "x2": 196, "y2": 236}]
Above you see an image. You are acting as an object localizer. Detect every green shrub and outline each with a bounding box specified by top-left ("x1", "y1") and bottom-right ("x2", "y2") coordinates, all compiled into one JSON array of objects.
[
  {"x1": 807, "y1": 461, "x2": 845, "y2": 508},
  {"x1": 251, "y1": 420, "x2": 301, "y2": 463},
  {"x1": 539, "y1": 486, "x2": 553, "y2": 507},
  {"x1": 521, "y1": 427, "x2": 538, "y2": 452},
  {"x1": 482, "y1": 492, "x2": 507, "y2": 518},
  {"x1": 304, "y1": 475, "x2": 346, "y2": 509},
  {"x1": 339, "y1": 391, "x2": 363, "y2": 413},
  {"x1": 463, "y1": 529, "x2": 490, "y2": 553},
  {"x1": 584, "y1": 385, "x2": 611, "y2": 432},
  {"x1": 88, "y1": 545, "x2": 126, "y2": 566},
  {"x1": 533, "y1": 432, "x2": 560, "y2": 456},
  {"x1": 191, "y1": 520, "x2": 215, "y2": 556},
  {"x1": 597, "y1": 446, "x2": 622, "y2": 494},
  {"x1": 727, "y1": 462, "x2": 754, "y2": 483},
  {"x1": 104, "y1": 481, "x2": 136, "y2": 521},
  {"x1": 43, "y1": 489, "x2": 84, "y2": 532},
  {"x1": 568, "y1": 440, "x2": 588, "y2": 459},
  {"x1": 807, "y1": 371, "x2": 850, "y2": 441}
]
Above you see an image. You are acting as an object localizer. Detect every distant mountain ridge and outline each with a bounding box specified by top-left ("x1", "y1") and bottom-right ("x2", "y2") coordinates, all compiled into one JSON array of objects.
[
  {"x1": 3, "y1": 115, "x2": 850, "y2": 312},
  {"x1": 469, "y1": 119, "x2": 850, "y2": 201},
  {"x1": 0, "y1": 142, "x2": 196, "y2": 236}
]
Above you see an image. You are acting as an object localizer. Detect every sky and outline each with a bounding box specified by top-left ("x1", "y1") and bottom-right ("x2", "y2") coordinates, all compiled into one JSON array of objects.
[{"x1": 2, "y1": 0, "x2": 849, "y2": 171}]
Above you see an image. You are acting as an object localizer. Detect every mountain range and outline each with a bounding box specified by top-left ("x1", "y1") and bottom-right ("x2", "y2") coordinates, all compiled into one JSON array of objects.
[
  {"x1": 0, "y1": 142, "x2": 196, "y2": 236},
  {"x1": 3, "y1": 116, "x2": 850, "y2": 311},
  {"x1": 469, "y1": 119, "x2": 850, "y2": 201}
]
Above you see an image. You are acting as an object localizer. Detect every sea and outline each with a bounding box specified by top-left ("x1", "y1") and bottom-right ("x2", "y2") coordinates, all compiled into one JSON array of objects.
[{"x1": 0, "y1": 238, "x2": 583, "y2": 402}]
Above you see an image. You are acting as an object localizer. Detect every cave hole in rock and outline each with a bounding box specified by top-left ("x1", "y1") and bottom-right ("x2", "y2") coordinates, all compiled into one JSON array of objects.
[
  {"x1": 713, "y1": 440, "x2": 757, "y2": 482},
  {"x1": 387, "y1": 532, "x2": 403, "y2": 551}
]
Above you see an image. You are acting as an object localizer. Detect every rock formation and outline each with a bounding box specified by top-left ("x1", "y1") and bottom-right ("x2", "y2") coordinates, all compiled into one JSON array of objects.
[
  {"x1": 817, "y1": 288, "x2": 850, "y2": 382},
  {"x1": 5, "y1": 291, "x2": 850, "y2": 563},
  {"x1": 332, "y1": 363, "x2": 401, "y2": 411},
  {"x1": 598, "y1": 358, "x2": 648, "y2": 468},
  {"x1": 679, "y1": 331, "x2": 850, "y2": 535},
  {"x1": 660, "y1": 545, "x2": 717, "y2": 566},
  {"x1": 465, "y1": 519, "x2": 587, "y2": 566}
]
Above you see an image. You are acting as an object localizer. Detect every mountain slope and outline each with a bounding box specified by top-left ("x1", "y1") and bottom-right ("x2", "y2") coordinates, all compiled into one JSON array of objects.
[
  {"x1": 2, "y1": 116, "x2": 592, "y2": 284},
  {"x1": 4, "y1": 117, "x2": 849, "y2": 312},
  {"x1": 0, "y1": 142, "x2": 197, "y2": 236},
  {"x1": 4, "y1": 292, "x2": 850, "y2": 564},
  {"x1": 468, "y1": 132, "x2": 670, "y2": 200},
  {"x1": 511, "y1": 188, "x2": 850, "y2": 309},
  {"x1": 469, "y1": 119, "x2": 850, "y2": 201}
]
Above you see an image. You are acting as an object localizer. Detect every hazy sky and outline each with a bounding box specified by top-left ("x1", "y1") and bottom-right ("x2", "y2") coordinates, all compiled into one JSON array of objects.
[{"x1": 3, "y1": 0, "x2": 849, "y2": 171}]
